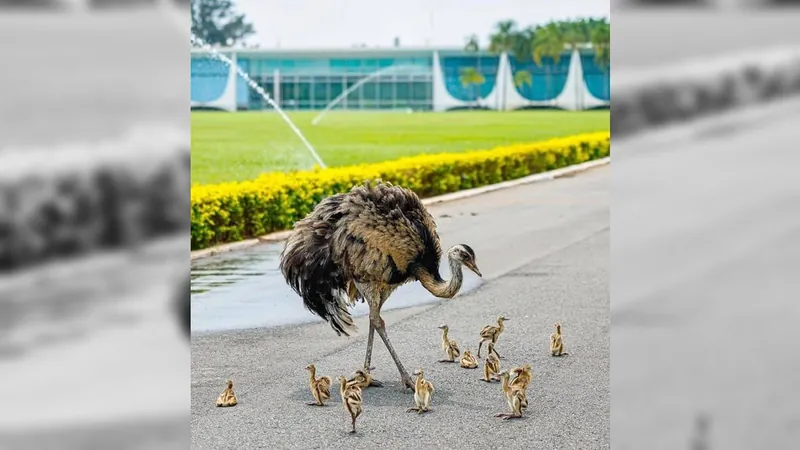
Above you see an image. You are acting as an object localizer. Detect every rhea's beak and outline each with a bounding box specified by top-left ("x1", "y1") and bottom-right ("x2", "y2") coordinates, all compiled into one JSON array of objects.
[{"x1": 465, "y1": 261, "x2": 482, "y2": 277}]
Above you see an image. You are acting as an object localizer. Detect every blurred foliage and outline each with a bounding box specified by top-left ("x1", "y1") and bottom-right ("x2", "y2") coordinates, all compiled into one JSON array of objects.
[
  {"x1": 191, "y1": 0, "x2": 255, "y2": 47},
  {"x1": 0, "y1": 144, "x2": 189, "y2": 272}
]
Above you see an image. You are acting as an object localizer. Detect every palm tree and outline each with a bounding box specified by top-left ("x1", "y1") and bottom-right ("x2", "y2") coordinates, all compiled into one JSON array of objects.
[
  {"x1": 459, "y1": 67, "x2": 485, "y2": 109},
  {"x1": 590, "y1": 20, "x2": 610, "y2": 71},
  {"x1": 464, "y1": 34, "x2": 480, "y2": 52},
  {"x1": 488, "y1": 20, "x2": 518, "y2": 54},
  {"x1": 531, "y1": 22, "x2": 566, "y2": 101},
  {"x1": 513, "y1": 70, "x2": 532, "y2": 90},
  {"x1": 463, "y1": 34, "x2": 483, "y2": 105},
  {"x1": 532, "y1": 22, "x2": 566, "y2": 67}
]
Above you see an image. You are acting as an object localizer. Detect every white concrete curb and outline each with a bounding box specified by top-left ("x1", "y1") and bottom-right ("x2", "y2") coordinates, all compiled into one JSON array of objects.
[{"x1": 190, "y1": 157, "x2": 611, "y2": 261}]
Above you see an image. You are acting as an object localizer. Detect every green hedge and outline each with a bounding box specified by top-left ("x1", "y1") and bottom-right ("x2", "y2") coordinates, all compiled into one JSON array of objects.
[{"x1": 190, "y1": 132, "x2": 610, "y2": 250}]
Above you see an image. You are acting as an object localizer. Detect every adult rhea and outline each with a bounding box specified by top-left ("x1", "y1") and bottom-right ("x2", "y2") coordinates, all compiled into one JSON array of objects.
[{"x1": 280, "y1": 180, "x2": 481, "y2": 389}]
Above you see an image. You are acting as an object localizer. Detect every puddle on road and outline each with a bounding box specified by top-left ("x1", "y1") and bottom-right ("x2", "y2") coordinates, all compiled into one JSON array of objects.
[{"x1": 190, "y1": 242, "x2": 483, "y2": 333}]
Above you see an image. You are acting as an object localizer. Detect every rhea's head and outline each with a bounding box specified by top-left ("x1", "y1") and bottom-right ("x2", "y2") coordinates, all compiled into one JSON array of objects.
[
  {"x1": 226, "y1": 379, "x2": 233, "y2": 389},
  {"x1": 412, "y1": 368, "x2": 424, "y2": 377},
  {"x1": 305, "y1": 364, "x2": 316, "y2": 372},
  {"x1": 448, "y1": 244, "x2": 481, "y2": 277},
  {"x1": 437, "y1": 324, "x2": 449, "y2": 331}
]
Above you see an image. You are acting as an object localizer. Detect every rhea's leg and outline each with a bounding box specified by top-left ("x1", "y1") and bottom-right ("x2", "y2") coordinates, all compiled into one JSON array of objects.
[
  {"x1": 372, "y1": 314, "x2": 414, "y2": 390},
  {"x1": 362, "y1": 323, "x2": 384, "y2": 387},
  {"x1": 363, "y1": 322, "x2": 375, "y2": 369}
]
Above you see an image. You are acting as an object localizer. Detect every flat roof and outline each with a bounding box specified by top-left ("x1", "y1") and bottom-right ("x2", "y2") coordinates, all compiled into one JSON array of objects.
[{"x1": 189, "y1": 43, "x2": 596, "y2": 59}]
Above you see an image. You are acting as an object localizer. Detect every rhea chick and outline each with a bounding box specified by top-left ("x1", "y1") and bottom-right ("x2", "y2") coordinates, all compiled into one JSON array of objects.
[
  {"x1": 215, "y1": 379, "x2": 238, "y2": 407},
  {"x1": 550, "y1": 322, "x2": 569, "y2": 356},
  {"x1": 478, "y1": 316, "x2": 508, "y2": 358},
  {"x1": 479, "y1": 343, "x2": 501, "y2": 382},
  {"x1": 305, "y1": 364, "x2": 333, "y2": 406},
  {"x1": 437, "y1": 324, "x2": 461, "y2": 363},
  {"x1": 494, "y1": 371, "x2": 527, "y2": 420},
  {"x1": 460, "y1": 349, "x2": 479, "y2": 369},
  {"x1": 406, "y1": 368, "x2": 435, "y2": 414},
  {"x1": 347, "y1": 367, "x2": 384, "y2": 389},
  {"x1": 337, "y1": 375, "x2": 364, "y2": 434},
  {"x1": 509, "y1": 363, "x2": 532, "y2": 391}
]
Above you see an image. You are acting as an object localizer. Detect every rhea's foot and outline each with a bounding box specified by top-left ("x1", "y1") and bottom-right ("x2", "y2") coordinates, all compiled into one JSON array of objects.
[
  {"x1": 406, "y1": 407, "x2": 419, "y2": 413},
  {"x1": 502, "y1": 415, "x2": 523, "y2": 421},
  {"x1": 438, "y1": 359, "x2": 455, "y2": 363},
  {"x1": 306, "y1": 402, "x2": 325, "y2": 406}
]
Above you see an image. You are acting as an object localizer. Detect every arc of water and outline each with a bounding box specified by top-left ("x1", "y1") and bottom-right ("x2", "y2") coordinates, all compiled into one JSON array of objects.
[
  {"x1": 310, "y1": 64, "x2": 415, "y2": 126},
  {"x1": 190, "y1": 34, "x2": 327, "y2": 169}
]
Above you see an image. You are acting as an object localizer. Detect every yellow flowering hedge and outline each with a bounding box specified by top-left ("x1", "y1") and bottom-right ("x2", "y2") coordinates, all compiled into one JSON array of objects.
[{"x1": 191, "y1": 132, "x2": 609, "y2": 250}]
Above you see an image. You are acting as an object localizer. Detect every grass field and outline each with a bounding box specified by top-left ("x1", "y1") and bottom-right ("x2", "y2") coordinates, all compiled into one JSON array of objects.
[{"x1": 191, "y1": 109, "x2": 609, "y2": 185}]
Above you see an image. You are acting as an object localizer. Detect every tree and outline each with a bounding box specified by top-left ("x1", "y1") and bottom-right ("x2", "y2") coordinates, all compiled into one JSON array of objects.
[
  {"x1": 590, "y1": 20, "x2": 610, "y2": 71},
  {"x1": 191, "y1": 0, "x2": 255, "y2": 47},
  {"x1": 532, "y1": 22, "x2": 566, "y2": 67},
  {"x1": 488, "y1": 20, "x2": 518, "y2": 54},
  {"x1": 513, "y1": 70, "x2": 532, "y2": 90},
  {"x1": 459, "y1": 67, "x2": 485, "y2": 109},
  {"x1": 464, "y1": 34, "x2": 480, "y2": 52}
]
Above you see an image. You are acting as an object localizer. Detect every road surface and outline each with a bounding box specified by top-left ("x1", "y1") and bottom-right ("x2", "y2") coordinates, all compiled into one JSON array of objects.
[
  {"x1": 191, "y1": 166, "x2": 610, "y2": 449},
  {"x1": 612, "y1": 99, "x2": 800, "y2": 449}
]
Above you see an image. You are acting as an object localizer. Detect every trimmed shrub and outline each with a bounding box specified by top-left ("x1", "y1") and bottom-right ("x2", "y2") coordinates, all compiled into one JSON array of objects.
[{"x1": 190, "y1": 132, "x2": 610, "y2": 250}]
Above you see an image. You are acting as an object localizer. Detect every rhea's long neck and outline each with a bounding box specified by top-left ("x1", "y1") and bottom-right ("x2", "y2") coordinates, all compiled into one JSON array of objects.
[
  {"x1": 441, "y1": 328, "x2": 449, "y2": 343},
  {"x1": 416, "y1": 255, "x2": 463, "y2": 299}
]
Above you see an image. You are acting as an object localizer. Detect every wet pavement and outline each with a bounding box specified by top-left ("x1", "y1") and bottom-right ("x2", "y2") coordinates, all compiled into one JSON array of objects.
[{"x1": 190, "y1": 242, "x2": 483, "y2": 332}]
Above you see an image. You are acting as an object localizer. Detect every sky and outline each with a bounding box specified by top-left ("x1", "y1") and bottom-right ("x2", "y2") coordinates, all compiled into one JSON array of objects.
[{"x1": 234, "y1": 0, "x2": 610, "y2": 50}]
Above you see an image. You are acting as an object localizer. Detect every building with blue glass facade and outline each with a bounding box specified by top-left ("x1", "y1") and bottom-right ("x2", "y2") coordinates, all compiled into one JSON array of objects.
[{"x1": 191, "y1": 46, "x2": 609, "y2": 112}]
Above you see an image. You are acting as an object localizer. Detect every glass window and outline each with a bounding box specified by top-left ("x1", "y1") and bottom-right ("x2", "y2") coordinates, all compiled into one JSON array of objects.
[
  {"x1": 329, "y1": 79, "x2": 344, "y2": 102},
  {"x1": 313, "y1": 77, "x2": 328, "y2": 104},
  {"x1": 297, "y1": 81, "x2": 312, "y2": 103},
  {"x1": 379, "y1": 81, "x2": 393, "y2": 101},
  {"x1": 411, "y1": 81, "x2": 430, "y2": 102},
  {"x1": 396, "y1": 82, "x2": 410, "y2": 102},
  {"x1": 361, "y1": 82, "x2": 377, "y2": 101}
]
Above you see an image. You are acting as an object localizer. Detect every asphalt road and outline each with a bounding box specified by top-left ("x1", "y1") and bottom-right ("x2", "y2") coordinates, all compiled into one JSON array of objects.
[
  {"x1": 612, "y1": 102, "x2": 800, "y2": 449},
  {"x1": 191, "y1": 166, "x2": 610, "y2": 449}
]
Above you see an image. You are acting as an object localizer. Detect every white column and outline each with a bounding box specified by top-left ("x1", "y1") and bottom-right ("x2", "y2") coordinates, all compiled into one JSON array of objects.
[{"x1": 273, "y1": 69, "x2": 281, "y2": 108}]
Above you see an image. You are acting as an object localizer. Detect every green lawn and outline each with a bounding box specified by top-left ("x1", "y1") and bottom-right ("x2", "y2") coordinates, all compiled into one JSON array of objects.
[{"x1": 191, "y1": 109, "x2": 609, "y2": 185}]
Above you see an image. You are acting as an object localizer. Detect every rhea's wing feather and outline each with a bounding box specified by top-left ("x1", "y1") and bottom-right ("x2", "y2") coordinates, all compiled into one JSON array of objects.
[
  {"x1": 279, "y1": 193, "x2": 359, "y2": 336},
  {"x1": 480, "y1": 325, "x2": 496, "y2": 338},
  {"x1": 450, "y1": 340, "x2": 460, "y2": 356},
  {"x1": 336, "y1": 181, "x2": 442, "y2": 284}
]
